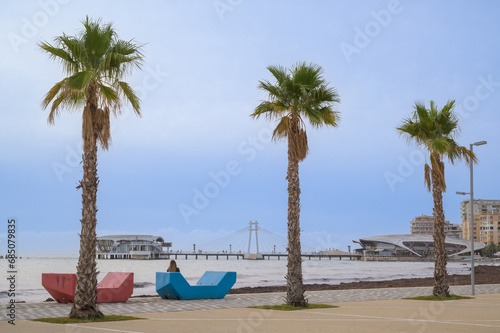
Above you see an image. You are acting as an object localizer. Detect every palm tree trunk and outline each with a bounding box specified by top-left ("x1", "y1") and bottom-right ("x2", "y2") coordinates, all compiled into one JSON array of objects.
[
  {"x1": 285, "y1": 130, "x2": 306, "y2": 307},
  {"x1": 431, "y1": 155, "x2": 450, "y2": 297},
  {"x1": 70, "y1": 88, "x2": 103, "y2": 319}
]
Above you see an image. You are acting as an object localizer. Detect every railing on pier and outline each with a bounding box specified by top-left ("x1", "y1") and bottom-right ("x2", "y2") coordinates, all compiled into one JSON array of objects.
[{"x1": 168, "y1": 253, "x2": 361, "y2": 260}]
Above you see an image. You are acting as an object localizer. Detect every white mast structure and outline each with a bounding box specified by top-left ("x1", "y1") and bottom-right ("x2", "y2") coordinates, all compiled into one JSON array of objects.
[{"x1": 244, "y1": 221, "x2": 263, "y2": 260}]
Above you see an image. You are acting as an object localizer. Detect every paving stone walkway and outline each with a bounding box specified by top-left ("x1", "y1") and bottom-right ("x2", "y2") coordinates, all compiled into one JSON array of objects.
[{"x1": 4, "y1": 284, "x2": 500, "y2": 321}]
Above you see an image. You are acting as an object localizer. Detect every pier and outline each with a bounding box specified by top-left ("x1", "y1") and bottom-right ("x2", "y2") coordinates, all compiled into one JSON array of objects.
[
  {"x1": 168, "y1": 253, "x2": 360, "y2": 260},
  {"x1": 95, "y1": 221, "x2": 361, "y2": 260},
  {"x1": 166, "y1": 221, "x2": 361, "y2": 260}
]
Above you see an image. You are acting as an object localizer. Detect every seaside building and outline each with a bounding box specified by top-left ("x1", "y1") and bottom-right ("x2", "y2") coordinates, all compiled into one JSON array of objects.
[
  {"x1": 410, "y1": 214, "x2": 462, "y2": 238},
  {"x1": 460, "y1": 199, "x2": 500, "y2": 245},
  {"x1": 460, "y1": 199, "x2": 500, "y2": 222},
  {"x1": 96, "y1": 235, "x2": 172, "y2": 259},
  {"x1": 353, "y1": 234, "x2": 484, "y2": 257},
  {"x1": 462, "y1": 213, "x2": 500, "y2": 245}
]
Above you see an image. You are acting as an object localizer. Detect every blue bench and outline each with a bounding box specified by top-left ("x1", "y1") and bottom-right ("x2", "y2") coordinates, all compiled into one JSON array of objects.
[{"x1": 156, "y1": 271, "x2": 236, "y2": 300}]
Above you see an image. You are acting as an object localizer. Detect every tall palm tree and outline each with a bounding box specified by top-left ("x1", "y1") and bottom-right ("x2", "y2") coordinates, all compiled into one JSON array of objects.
[
  {"x1": 40, "y1": 17, "x2": 144, "y2": 319},
  {"x1": 397, "y1": 100, "x2": 476, "y2": 297},
  {"x1": 251, "y1": 62, "x2": 340, "y2": 306}
]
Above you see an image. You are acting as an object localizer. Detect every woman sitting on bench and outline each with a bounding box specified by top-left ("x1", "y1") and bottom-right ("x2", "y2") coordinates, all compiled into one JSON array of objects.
[{"x1": 167, "y1": 260, "x2": 180, "y2": 272}]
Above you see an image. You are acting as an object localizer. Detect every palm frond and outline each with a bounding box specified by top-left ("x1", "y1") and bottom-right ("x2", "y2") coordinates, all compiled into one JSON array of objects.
[
  {"x1": 428, "y1": 138, "x2": 450, "y2": 155},
  {"x1": 98, "y1": 83, "x2": 121, "y2": 116},
  {"x1": 39, "y1": 41, "x2": 74, "y2": 64},
  {"x1": 117, "y1": 81, "x2": 140, "y2": 115},
  {"x1": 292, "y1": 62, "x2": 323, "y2": 89},
  {"x1": 251, "y1": 101, "x2": 284, "y2": 120},
  {"x1": 47, "y1": 95, "x2": 64, "y2": 124},
  {"x1": 98, "y1": 83, "x2": 118, "y2": 102},
  {"x1": 272, "y1": 116, "x2": 290, "y2": 141},
  {"x1": 67, "y1": 70, "x2": 94, "y2": 90},
  {"x1": 41, "y1": 79, "x2": 66, "y2": 110},
  {"x1": 258, "y1": 79, "x2": 285, "y2": 102},
  {"x1": 290, "y1": 125, "x2": 309, "y2": 162},
  {"x1": 39, "y1": 40, "x2": 79, "y2": 75},
  {"x1": 267, "y1": 65, "x2": 288, "y2": 85},
  {"x1": 424, "y1": 163, "x2": 431, "y2": 192},
  {"x1": 46, "y1": 86, "x2": 86, "y2": 124},
  {"x1": 316, "y1": 107, "x2": 340, "y2": 127},
  {"x1": 94, "y1": 107, "x2": 111, "y2": 150}
]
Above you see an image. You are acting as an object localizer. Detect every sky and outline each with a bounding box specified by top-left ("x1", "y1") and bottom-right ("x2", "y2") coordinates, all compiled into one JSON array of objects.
[{"x1": 1, "y1": 0, "x2": 499, "y2": 255}]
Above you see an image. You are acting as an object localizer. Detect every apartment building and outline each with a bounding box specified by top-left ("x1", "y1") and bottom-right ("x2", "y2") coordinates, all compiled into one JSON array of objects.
[
  {"x1": 462, "y1": 213, "x2": 500, "y2": 245},
  {"x1": 460, "y1": 199, "x2": 500, "y2": 222},
  {"x1": 410, "y1": 214, "x2": 462, "y2": 238}
]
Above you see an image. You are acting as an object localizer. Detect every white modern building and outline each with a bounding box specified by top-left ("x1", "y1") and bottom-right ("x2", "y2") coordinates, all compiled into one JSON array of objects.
[
  {"x1": 96, "y1": 235, "x2": 172, "y2": 259},
  {"x1": 354, "y1": 234, "x2": 484, "y2": 257}
]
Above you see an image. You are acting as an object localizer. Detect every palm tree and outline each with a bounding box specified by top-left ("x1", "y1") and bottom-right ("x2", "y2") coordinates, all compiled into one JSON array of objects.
[
  {"x1": 397, "y1": 100, "x2": 476, "y2": 297},
  {"x1": 40, "y1": 17, "x2": 144, "y2": 319},
  {"x1": 251, "y1": 62, "x2": 340, "y2": 306}
]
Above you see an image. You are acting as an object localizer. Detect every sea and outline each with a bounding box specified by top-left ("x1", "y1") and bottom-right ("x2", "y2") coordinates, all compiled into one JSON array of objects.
[{"x1": 0, "y1": 255, "x2": 492, "y2": 303}]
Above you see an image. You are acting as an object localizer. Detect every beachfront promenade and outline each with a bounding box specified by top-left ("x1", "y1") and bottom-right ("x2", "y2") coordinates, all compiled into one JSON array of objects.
[{"x1": 2, "y1": 284, "x2": 500, "y2": 332}]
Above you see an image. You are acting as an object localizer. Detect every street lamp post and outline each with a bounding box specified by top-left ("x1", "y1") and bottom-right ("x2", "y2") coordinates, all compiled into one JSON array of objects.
[{"x1": 456, "y1": 140, "x2": 487, "y2": 296}]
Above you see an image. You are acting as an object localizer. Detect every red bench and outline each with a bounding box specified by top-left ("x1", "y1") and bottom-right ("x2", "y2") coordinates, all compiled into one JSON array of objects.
[
  {"x1": 42, "y1": 272, "x2": 134, "y2": 303},
  {"x1": 41, "y1": 273, "x2": 77, "y2": 303},
  {"x1": 97, "y1": 272, "x2": 134, "y2": 303}
]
